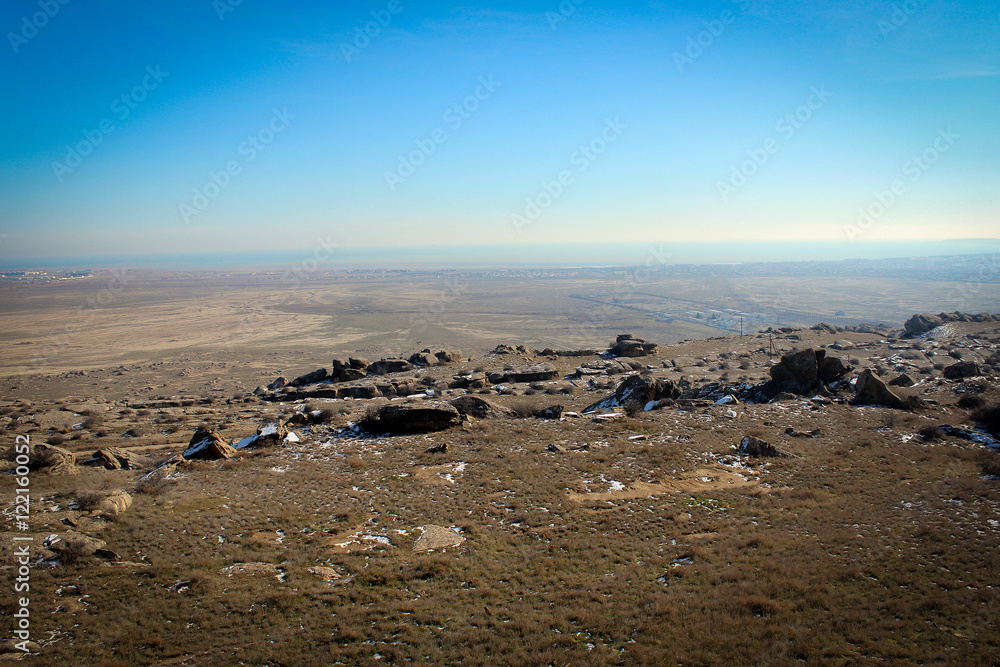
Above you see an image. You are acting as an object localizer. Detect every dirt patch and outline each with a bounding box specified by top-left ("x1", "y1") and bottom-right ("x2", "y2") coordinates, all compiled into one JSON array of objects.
[{"x1": 568, "y1": 466, "x2": 758, "y2": 504}]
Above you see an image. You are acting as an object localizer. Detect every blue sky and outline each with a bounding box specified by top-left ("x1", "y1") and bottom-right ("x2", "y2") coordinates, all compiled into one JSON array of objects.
[{"x1": 0, "y1": 0, "x2": 997, "y2": 262}]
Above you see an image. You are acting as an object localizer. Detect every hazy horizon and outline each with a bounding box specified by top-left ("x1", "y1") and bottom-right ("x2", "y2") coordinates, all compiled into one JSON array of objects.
[{"x1": 2, "y1": 239, "x2": 999, "y2": 273}]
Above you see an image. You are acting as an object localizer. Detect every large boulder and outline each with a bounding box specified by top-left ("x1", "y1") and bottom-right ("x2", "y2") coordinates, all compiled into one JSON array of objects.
[
  {"x1": 413, "y1": 525, "x2": 465, "y2": 552},
  {"x1": 903, "y1": 313, "x2": 944, "y2": 337},
  {"x1": 366, "y1": 359, "x2": 415, "y2": 376},
  {"x1": 5, "y1": 442, "x2": 79, "y2": 475},
  {"x1": 44, "y1": 531, "x2": 107, "y2": 561},
  {"x1": 338, "y1": 385, "x2": 382, "y2": 400},
  {"x1": 362, "y1": 403, "x2": 462, "y2": 435},
  {"x1": 289, "y1": 368, "x2": 328, "y2": 387},
  {"x1": 584, "y1": 375, "x2": 679, "y2": 413},
  {"x1": 737, "y1": 436, "x2": 790, "y2": 458},
  {"x1": 82, "y1": 447, "x2": 145, "y2": 470},
  {"x1": 408, "y1": 351, "x2": 439, "y2": 367},
  {"x1": 768, "y1": 349, "x2": 851, "y2": 396},
  {"x1": 488, "y1": 365, "x2": 559, "y2": 384},
  {"x1": 449, "y1": 396, "x2": 515, "y2": 419},
  {"x1": 769, "y1": 349, "x2": 819, "y2": 393},
  {"x1": 944, "y1": 361, "x2": 982, "y2": 380},
  {"x1": 435, "y1": 349, "x2": 463, "y2": 363},
  {"x1": 235, "y1": 421, "x2": 290, "y2": 450},
  {"x1": 183, "y1": 428, "x2": 237, "y2": 460},
  {"x1": 853, "y1": 370, "x2": 908, "y2": 409},
  {"x1": 818, "y1": 354, "x2": 852, "y2": 385},
  {"x1": 609, "y1": 334, "x2": 658, "y2": 358},
  {"x1": 82, "y1": 489, "x2": 133, "y2": 519}
]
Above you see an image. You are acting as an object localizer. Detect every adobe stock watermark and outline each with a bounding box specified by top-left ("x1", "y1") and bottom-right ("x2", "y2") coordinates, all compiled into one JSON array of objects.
[
  {"x1": 511, "y1": 117, "x2": 627, "y2": 234},
  {"x1": 556, "y1": 245, "x2": 672, "y2": 350},
  {"x1": 717, "y1": 85, "x2": 833, "y2": 202},
  {"x1": 214, "y1": 0, "x2": 244, "y2": 21},
  {"x1": 397, "y1": 275, "x2": 468, "y2": 343},
  {"x1": 546, "y1": 0, "x2": 585, "y2": 30},
  {"x1": 179, "y1": 107, "x2": 294, "y2": 224},
  {"x1": 385, "y1": 75, "x2": 501, "y2": 192},
  {"x1": 673, "y1": 0, "x2": 749, "y2": 73},
  {"x1": 341, "y1": 0, "x2": 406, "y2": 62},
  {"x1": 878, "y1": 0, "x2": 929, "y2": 39},
  {"x1": 51, "y1": 65, "x2": 169, "y2": 182},
  {"x1": 844, "y1": 127, "x2": 958, "y2": 242},
  {"x1": 281, "y1": 236, "x2": 338, "y2": 285},
  {"x1": 7, "y1": 0, "x2": 70, "y2": 53},
  {"x1": 10, "y1": 434, "x2": 34, "y2": 653},
  {"x1": 947, "y1": 254, "x2": 1000, "y2": 310}
]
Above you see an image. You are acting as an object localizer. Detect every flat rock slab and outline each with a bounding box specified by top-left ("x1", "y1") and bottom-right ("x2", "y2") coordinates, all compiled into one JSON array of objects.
[
  {"x1": 308, "y1": 566, "x2": 353, "y2": 586},
  {"x1": 220, "y1": 562, "x2": 284, "y2": 578},
  {"x1": 413, "y1": 525, "x2": 465, "y2": 552}
]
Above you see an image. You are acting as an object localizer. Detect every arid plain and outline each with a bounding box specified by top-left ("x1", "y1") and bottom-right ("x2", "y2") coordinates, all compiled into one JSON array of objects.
[{"x1": 1, "y1": 255, "x2": 999, "y2": 665}]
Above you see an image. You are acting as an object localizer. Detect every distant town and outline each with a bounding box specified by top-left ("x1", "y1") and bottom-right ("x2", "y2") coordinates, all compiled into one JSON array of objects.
[{"x1": 0, "y1": 269, "x2": 93, "y2": 282}]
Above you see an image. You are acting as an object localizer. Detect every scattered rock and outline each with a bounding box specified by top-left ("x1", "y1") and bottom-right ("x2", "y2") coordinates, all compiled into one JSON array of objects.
[
  {"x1": 255, "y1": 421, "x2": 288, "y2": 447},
  {"x1": 44, "y1": 531, "x2": 107, "y2": 560},
  {"x1": 83, "y1": 447, "x2": 145, "y2": 470},
  {"x1": 435, "y1": 349, "x2": 463, "y2": 363},
  {"x1": 366, "y1": 359, "x2": 415, "y2": 375},
  {"x1": 492, "y1": 344, "x2": 528, "y2": 355},
  {"x1": 289, "y1": 368, "x2": 328, "y2": 387},
  {"x1": 944, "y1": 361, "x2": 982, "y2": 380},
  {"x1": 413, "y1": 525, "x2": 465, "y2": 552},
  {"x1": 737, "y1": 436, "x2": 790, "y2": 458},
  {"x1": 853, "y1": 370, "x2": 910, "y2": 410},
  {"x1": 408, "y1": 351, "x2": 439, "y2": 367},
  {"x1": 3, "y1": 442, "x2": 79, "y2": 475},
  {"x1": 889, "y1": 374, "x2": 916, "y2": 387},
  {"x1": 425, "y1": 443, "x2": 448, "y2": 454},
  {"x1": 584, "y1": 375, "x2": 679, "y2": 413},
  {"x1": 535, "y1": 405, "x2": 564, "y2": 420},
  {"x1": 266, "y1": 377, "x2": 286, "y2": 390},
  {"x1": 488, "y1": 365, "x2": 559, "y2": 384},
  {"x1": 362, "y1": 403, "x2": 462, "y2": 435},
  {"x1": 609, "y1": 334, "x2": 659, "y2": 358},
  {"x1": 219, "y1": 562, "x2": 283, "y2": 577},
  {"x1": 88, "y1": 490, "x2": 133, "y2": 519},
  {"x1": 308, "y1": 566, "x2": 353, "y2": 586},
  {"x1": 767, "y1": 348, "x2": 851, "y2": 396},
  {"x1": 904, "y1": 313, "x2": 944, "y2": 337},
  {"x1": 449, "y1": 395, "x2": 515, "y2": 419},
  {"x1": 183, "y1": 428, "x2": 237, "y2": 460}
]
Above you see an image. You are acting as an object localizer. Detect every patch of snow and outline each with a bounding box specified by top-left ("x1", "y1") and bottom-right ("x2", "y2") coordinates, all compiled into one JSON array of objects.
[
  {"x1": 259, "y1": 423, "x2": 278, "y2": 437},
  {"x1": 234, "y1": 435, "x2": 258, "y2": 449},
  {"x1": 644, "y1": 401, "x2": 657, "y2": 412}
]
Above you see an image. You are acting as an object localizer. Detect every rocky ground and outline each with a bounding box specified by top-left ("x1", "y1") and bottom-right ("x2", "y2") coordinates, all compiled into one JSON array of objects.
[{"x1": 2, "y1": 313, "x2": 1000, "y2": 665}]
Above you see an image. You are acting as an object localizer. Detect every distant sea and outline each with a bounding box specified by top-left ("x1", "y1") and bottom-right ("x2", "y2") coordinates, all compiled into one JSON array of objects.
[{"x1": 2, "y1": 240, "x2": 999, "y2": 271}]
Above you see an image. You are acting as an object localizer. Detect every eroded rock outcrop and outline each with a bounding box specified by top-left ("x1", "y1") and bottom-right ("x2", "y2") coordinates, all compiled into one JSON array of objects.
[
  {"x1": 183, "y1": 428, "x2": 237, "y2": 460},
  {"x1": 362, "y1": 403, "x2": 462, "y2": 435},
  {"x1": 584, "y1": 375, "x2": 679, "y2": 413}
]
